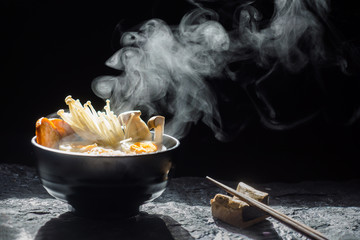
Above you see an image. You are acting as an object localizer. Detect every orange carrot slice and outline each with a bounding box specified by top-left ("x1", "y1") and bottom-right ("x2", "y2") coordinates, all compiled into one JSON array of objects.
[
  {"x1": 35, "y1": 117, "x2": 61, "y2": 148},
  {"x1": 130, "y1": 142, "x2": 158, "y2": 154}
]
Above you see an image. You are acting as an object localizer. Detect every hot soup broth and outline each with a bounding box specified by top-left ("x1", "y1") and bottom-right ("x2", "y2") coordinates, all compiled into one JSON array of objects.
[{"x1": 35, "y1": 96, "x2": 165, "y2": 155}]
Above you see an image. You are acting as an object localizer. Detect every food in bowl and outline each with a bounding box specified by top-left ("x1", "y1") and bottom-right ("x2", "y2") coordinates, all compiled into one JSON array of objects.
[
  {"x1": 32, "y1": 96, "x2": 179, "y2": 218},
  {"x1": 35, "y1": 96, "x2": 165, "y2": 155},
  {"x1": 31, "y1": 133, "x2": 179, "y2": 217}
]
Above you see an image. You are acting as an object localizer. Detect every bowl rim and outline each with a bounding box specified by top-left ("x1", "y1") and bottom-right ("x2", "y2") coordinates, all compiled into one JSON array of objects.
[{"x1": 31, "y1": 134, "x2": 180, "y2": 158}]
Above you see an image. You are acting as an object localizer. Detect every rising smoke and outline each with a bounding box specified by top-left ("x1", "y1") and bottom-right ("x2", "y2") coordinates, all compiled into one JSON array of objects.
[{"x1": 92, "y1": 0, "x2": 352, "y2": 140}]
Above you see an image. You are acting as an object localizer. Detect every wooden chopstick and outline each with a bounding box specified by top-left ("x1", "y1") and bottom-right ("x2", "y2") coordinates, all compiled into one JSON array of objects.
[{"x1": 206, "y1": 176, "x2": 329, "y2": 240}]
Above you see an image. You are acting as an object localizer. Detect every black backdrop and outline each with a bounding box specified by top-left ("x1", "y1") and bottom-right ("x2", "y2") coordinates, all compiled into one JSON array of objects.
[{"x1": 2, "y1": 0, "x2": 360, "y2": 182}]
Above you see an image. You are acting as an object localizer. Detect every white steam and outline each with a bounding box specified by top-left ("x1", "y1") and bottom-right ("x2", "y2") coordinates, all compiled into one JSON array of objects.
[
  {"x1": 93, "y1": 9, "x2": 230, "y2": 140},
  {"x1": 92, "y1": 0, "x2": 343, "y2": 139},
  {"x1": 232, "y1": 0, "x2": 330, "y2": 71}
]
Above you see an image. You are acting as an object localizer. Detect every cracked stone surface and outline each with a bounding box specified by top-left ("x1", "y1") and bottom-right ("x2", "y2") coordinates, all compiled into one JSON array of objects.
[{"x1": 0, "y1": 164, "x2": 359, "y2": 240}]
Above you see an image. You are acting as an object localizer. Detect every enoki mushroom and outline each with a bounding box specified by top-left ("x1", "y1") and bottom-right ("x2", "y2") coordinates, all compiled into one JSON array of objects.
[{"x1": 57, "y1": 96, "x2": 125, "y2": 147}]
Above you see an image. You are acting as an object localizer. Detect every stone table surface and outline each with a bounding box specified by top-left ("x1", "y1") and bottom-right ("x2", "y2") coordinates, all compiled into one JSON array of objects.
[{"x1": 0, "y1": 164, "x2": 359, "y2": 240}]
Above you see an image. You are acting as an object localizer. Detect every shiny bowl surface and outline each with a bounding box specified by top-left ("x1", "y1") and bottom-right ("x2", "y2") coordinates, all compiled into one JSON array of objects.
[{"x1": 31, "y1": 135, "x2": 179, "y2": 218}]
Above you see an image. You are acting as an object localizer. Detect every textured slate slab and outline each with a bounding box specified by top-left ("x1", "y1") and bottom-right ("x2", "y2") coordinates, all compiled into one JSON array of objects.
[{"x1": 0, "y1": 164, "x2": 359, "y2": 240}]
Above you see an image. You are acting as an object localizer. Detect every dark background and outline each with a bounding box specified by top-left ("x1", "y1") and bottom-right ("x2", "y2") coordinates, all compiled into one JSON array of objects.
[{"x1": 2, "y1": 0, "x2": 360, "y2": 182}]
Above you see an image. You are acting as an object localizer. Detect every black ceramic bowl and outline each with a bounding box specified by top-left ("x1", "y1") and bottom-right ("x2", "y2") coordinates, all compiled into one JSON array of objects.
[{"x1": 31, "y1": 135, "x2": 179, "y2": 218}]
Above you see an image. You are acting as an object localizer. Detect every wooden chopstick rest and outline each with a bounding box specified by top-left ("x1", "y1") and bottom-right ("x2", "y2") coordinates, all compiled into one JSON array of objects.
[
  {"x1": 210, "y1": 182, "x2": 269, "y2": 228},
  {"x1": 207, "y1": 176, "x2": 329, "y2": 240}
]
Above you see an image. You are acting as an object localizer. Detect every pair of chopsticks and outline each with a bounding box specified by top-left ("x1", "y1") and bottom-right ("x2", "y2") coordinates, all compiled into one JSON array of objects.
[{"x1": 206, "y1": 176, "x2": 329, "y2": 240}]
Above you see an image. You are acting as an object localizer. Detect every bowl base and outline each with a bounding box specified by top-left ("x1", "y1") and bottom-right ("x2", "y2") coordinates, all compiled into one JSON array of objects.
[{"x1": 68, "y1": 204, "x2": 140, "y2": 219}]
